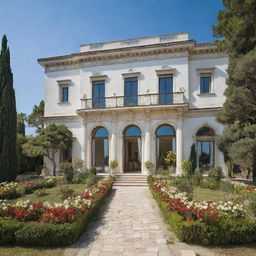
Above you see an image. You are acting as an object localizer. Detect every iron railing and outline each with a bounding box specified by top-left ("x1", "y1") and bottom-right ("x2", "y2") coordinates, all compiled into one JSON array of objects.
[{"x1": 81, "y1": 92, "x2": 184, "y2": 110}]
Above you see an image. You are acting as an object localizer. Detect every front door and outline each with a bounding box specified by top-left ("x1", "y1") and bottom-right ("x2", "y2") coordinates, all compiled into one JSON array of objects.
[{"x1": 124, "y1": 137, "x2": 141, "y2": 172}]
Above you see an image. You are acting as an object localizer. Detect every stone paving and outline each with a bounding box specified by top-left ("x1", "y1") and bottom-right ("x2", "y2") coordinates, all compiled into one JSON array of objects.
[{"x1": 72, "y1": 187, "x2": 172, "y2": 256}]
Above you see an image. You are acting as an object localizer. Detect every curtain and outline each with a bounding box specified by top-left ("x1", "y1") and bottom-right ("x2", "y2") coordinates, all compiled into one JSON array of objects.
[
  {"x1": 137, "y1": 137, "x2": 141, "y2": 163},
  {"x1": 172, "y1": 137, "x2": 176, "y2": 152}
]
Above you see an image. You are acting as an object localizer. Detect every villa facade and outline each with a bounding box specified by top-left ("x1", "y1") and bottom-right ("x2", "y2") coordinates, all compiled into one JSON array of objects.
[{"x1": 38, "y1": 32, "x2": 228, "y2": 175}]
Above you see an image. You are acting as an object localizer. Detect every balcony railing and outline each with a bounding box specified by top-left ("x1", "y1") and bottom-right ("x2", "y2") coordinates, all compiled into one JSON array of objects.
[{"x1": 80, "y1": 92, "x2": 184, "y2": 110}]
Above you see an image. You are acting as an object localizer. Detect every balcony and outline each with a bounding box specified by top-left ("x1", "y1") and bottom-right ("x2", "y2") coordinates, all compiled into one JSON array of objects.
[{"x1": 79, "y1": 92, "x2": 185, "y2": 112}]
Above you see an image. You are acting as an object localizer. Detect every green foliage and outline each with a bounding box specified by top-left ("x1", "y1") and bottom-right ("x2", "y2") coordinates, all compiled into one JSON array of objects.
[
  {"x1": 85, "y1": 174, "x2": 99, "y2": 187},
  {"x1": 149, "y1": 180, "x2": 256, "y2": 245},
  {"x1": 17, "y1": 134, "x2": 43, "y2": 174},
  {"x1": 181, "y1": 160, "x2": 193, "y2": 177},
  {"x1": 58, "y1": 186, "x2": 77, "y2": 200},
  {"x1": 60, "y1": 162, "x2": 74, "y2": 183},
  {"x1": 22, "y1": 124, "x2": 73, "y2": 176},
  {"x1": 0, "y1": 35, "x2": 18, "y2": 182},
  {"x1": 208, "y1": 167, "x2": 224, "y2": 182},
  {"x1": 33, "y1": 189, "x2": 49, "y2": 197},
  {"x1": 27, "y1": 100, "x2": 44, "y2": 134},
  {"x1": 164, "y1": 151, "x2": 176, "y2": 167},
  {"x1": 214, "y1": 1, "x2": 256, "y2": 180},
  {"x1": 144, "y1": 161, "x2": 155, "y2": 171},
  {"x1": 87, "y1": 167, "x2": 96, "y2": 175},
  {"x1": 72, "y1": 158, "x2": 85, "y2": 170},
  {"x1": 200, "y1": 178, "x2": 220, "y2": 190},
  {"x1": 192, "y1": 169, "x2": 203, "y2": 186},
  {"x1": 17, "y1": 112, "x2": 26, "y2": 135},
  {"x1": 0, "y1": 220, "x2": 24, "y2": 245},
  {"x1": 171, "y1": 177, "x2": 193, "y2": 195},
  {"x1": 109, "y1": 160, "x2": 118, "y2": 169},
  {"x1": 189, "y1": 143, "x2": 197, "y2": 175}
]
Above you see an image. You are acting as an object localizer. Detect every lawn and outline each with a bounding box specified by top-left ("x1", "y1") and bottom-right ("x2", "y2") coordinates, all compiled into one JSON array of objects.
[
  {"x1": 0, "y1": 247, "x2": 68, "y2": 256},
  {"x1": 7, "y1": 183, "x2": 87, "y2": 204},
  {"x1": 193, "y1": 186, "x2": 229, "y2": 202}
]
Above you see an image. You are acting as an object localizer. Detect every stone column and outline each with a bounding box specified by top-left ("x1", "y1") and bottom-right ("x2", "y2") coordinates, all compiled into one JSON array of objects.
[
  {"x1": 176, "y1": 110, "x2": 183, "y2": 175},
  {"x1": 110, "y1": 121, "x2": 117, "y2": 162},
  {"x1": 87, "y1": 135, "x2": 92, "y2": 168},
  {"x1": 144, "y1": 120, "x2": 151, "y2": 162},
  {"x1": 81, "y1": 117, "x2": 87, "y2": 161}
]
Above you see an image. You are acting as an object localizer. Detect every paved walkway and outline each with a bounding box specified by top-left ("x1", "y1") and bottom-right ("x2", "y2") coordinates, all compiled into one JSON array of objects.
[{"x1": 68, "y1": 187, "x2": 172, "y2": 256}]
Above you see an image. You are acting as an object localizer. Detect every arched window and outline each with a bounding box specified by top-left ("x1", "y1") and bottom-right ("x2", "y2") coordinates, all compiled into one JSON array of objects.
[
  {"x1": 155, "y1": 124, "x2": 176, "y2": 170},
  {"x1": 123, "y1": 125, "x2": 142, "y2": 172},
  {"x1": 196, "y1": 126, "x2": 215, "y2": 169},
  {"x1": 92, "y1": 127, "x2": 109, "y2": 171}
]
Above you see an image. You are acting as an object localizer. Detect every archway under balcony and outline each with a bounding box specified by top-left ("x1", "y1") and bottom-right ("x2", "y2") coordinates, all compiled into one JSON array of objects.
[
  {"x1": 155, "y1": 124, "x2": 176, "y2": 170},
  {"x1": 92, "y1": 126, "x2": 109, "y2": 172},
  {"x1": 123, "y1": 125, "x2": 142, "y2": 173}
]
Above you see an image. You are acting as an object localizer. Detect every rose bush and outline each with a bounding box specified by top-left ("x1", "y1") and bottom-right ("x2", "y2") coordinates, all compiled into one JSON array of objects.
[
  {"x1": 152, "y1": 181, "x2": 246, "y2": 223},
  {"x1": 0, "y1": 177, "x2": 113, "y2": 224}
]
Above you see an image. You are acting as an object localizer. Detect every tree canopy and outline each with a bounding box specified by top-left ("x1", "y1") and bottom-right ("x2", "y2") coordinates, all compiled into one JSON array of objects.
[
  {"x1": 0, "y1": 35, "x2": 18, "y2": 182},
  {"x1": 27, "y1": 100, "x2": 44, "y2": 133},
  {"x1": 22, "y1": 123, "x2": 73, "y2": 176},
  {"x1": 214, "y1": 0, "x2": 256, "y2": 180}
]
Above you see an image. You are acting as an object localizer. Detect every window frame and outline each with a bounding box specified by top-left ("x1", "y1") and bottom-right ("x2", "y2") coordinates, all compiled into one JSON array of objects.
[
  {"x1": 57, "y1": 80, "x2": 71, "y2": 104},
  {"x1": 196, "y1": 68, "x2": 215, "y2": 95}
]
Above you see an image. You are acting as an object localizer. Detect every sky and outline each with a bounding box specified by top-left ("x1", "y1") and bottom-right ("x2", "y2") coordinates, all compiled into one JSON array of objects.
[{"x1": 0, "y1": 0, "x2": 224, "y2": 134}]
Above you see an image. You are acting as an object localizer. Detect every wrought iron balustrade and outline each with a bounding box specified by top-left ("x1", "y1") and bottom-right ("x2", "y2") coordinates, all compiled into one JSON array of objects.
[{"x1": 81, "y1": 92, "x2": 184, "y2": 110}]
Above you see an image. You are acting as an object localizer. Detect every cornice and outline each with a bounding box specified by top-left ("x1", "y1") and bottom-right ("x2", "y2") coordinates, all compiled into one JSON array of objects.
[{"x1": 39, "y1": 40, "x2": 226, "y2": 73}]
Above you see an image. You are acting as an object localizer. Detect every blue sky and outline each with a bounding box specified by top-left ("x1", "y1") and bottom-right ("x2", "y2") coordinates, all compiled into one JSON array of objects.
[{"x1": 0, "y1": 0, "x2": 223, "y2": 133}]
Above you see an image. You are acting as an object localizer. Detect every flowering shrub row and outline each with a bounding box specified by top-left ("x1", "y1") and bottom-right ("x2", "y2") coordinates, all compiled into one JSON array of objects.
[
  {"x1": 0, "y1": 179, "x2": 57, "y2": 200},
  {"x1": 0, "y1": 177, "x2": 113, "y2": 246},
  {"x1": 148, "y1": 177, "x2": 256, "y2": 245},
  {"x1": 233, "y1": 182, "x2": 256, "y2": 193},
  {"x1": 152, "y1": 182, "x2": 246, "y2": 223},
  {"x1": 0, "y1": 177, "x2": 113, "y2": 224}
]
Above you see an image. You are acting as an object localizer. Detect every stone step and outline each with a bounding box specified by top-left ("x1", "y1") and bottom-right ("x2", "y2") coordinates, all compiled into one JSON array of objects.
[{"x1": 113, "y1": 183, "x2": 148, "y2": 187}]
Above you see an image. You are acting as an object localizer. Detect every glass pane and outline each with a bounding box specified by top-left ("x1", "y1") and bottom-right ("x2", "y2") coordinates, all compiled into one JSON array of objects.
[
  {"x1": 94, "y1": 127, "x2": 109, "y2": 137},
  {"x1": 93, "y1": 81, "x2": 105, "y2": 108},
  {"x1": 200, "y1": 76, "x2": 210, "y2": 94},
  {"x1": 124, "y1": 125, "x2": 141, "y2": 136},
  {"x1": 125, "y1": 77, "x2": 138, "y2": 106},
  {"x1": 197, "y1": 141, "x2": 214, "y2": 168},
  {"x1": 159, "y1": 77, "x2": 173, "y2": 104},
  {"x1": 156, "y1": 125, "x2": 175, "y2": 136},
  {"x1": 62, "y1": 87, "x2": 69, "y2": 102}
]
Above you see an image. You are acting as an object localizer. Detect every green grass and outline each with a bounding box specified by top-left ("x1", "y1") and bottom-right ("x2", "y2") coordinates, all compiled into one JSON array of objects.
[
  {"x1": 0, "y1": 247, "x2": 67, "y2": 256},
  {"x1": 193, "y1": 186, "x2": 229, "y2": 202},
  {"x1": 8, "y1": 183, "x2": 87, "y2": 204}
]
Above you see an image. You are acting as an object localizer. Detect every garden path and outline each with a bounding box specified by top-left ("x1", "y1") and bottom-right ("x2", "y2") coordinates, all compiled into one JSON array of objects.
[{"x1": 64, "y1": 186, "x2": 173, "y2": 256}]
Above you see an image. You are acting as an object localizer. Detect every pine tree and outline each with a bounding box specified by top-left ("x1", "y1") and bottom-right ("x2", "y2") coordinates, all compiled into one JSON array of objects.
[
  {"x1": 0, "y1": 35, "x2": 18, "y2": 181},
  {"x1": 214, "y1": 0, "x2": 256, "y2": 180},
  {"x1": 17, "y1": 113, "x2": 26, "y2": 136}
]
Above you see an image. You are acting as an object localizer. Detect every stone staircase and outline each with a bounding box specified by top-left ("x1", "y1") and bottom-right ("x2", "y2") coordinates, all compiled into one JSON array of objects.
[{"x1": 113, "y1": 173, "x2": 148, "y2": 187}]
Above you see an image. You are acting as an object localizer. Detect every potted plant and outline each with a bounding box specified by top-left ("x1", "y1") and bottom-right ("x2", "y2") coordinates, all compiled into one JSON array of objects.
[
  {"x1": 164, "y1": 151, "x2": 176, "y2": 173},
  {"x1": 109, "y1": 160, "x2": 118, "y2": 176},
  {"x1": 144, "y1": 161, "x2": 155, "y2": 175}
]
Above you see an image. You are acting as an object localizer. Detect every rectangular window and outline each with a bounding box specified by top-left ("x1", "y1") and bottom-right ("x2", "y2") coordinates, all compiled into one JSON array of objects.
[
  {"x1": 200, "y1": 75, "x2": 211, "y2": 94},
  {"x1": 196, "y1": 141, "x2": 214, "y2": 169},
  {"x1": 92, "y1": 80, "x2": 105, "y2": 109},
  {"x1": 159, "y1": 76, "x2": 173, "y2": 104},
  {"x1": 61, "y1": 87, "x2": 69, "y2": 102},
  {"x1": 124, "y1": 77, "x2": 138, "y2": 106}
]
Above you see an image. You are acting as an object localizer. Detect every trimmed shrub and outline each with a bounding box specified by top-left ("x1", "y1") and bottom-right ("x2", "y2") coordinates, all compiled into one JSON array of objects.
[
  {"x1": 59, "y1": 186, "x2": 77, "y2": 200},
  {"x1": 85, "y1": 174, "x2": 99, "y2": 187},
  {"x1": 0, "y1": 220, "x2": 24, "y2": 245},
  {"x1": 60, "y1": 162, "x2": 74, "y2": 183},
  {"x1": 87, "y1": 167, "x2": 96, "y2": 175},
  {"x1": 149, "y1": 179, "x2": 256, "y2": 245},
  {"x1": 208, "y1": 167, "x2": 223, "y2": 182}
]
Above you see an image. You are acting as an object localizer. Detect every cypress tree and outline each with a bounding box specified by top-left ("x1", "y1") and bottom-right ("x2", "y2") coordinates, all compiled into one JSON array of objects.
[
  {"x1": 189, "y1": 143, "x2": 197, "y2": 175},
  {"x1": 0, "y1": 35, "x2": 18, "y2": 181},
  {"x1": 214, "y1": 1, "x2": 256, "y2": 180}
]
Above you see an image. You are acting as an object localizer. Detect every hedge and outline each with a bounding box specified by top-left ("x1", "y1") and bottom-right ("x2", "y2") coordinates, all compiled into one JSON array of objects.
[
  {"x1": 0, "y1": 181, "x2": 112, "y2": 246},
  {"x1": 149, "y1": 180, "x2": 256, "y2": 245}
]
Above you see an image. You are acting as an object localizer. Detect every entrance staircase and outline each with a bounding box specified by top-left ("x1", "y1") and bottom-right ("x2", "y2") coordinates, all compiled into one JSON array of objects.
[{"x1": 113, "y1": 173, "x2": 148, "y2": 187}]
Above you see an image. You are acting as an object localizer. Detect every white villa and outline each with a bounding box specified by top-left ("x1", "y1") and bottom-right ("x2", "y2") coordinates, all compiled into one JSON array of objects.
[{"x1": 38, "y1": 32, "x2": 228, "y2": 176}]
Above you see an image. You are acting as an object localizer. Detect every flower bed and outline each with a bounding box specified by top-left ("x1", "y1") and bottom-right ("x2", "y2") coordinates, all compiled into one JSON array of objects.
[
  {"x1": 149, "y1": 177, "x2": 256, "y2": 245},
  {"x1": 0, "y1": 179, "x2": 57, "y2": 200},
  {"x1": 0, "y1": 177, "x2": 113, "y2": 246}
]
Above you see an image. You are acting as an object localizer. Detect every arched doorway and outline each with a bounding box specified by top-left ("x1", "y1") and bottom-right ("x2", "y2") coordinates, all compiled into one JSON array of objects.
[
  {"x1": 196, "y1": 126, "x2": 215, "y2": 169},
  {"x1": 123, "y1": 125, "x2": 142, "y2": 172},
  {"x1": 155, "y1": 124, "x2": 176, "y2": 170},
  {"x1": 92, "y1": 127, "x2": 109, "y2": 172}
]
